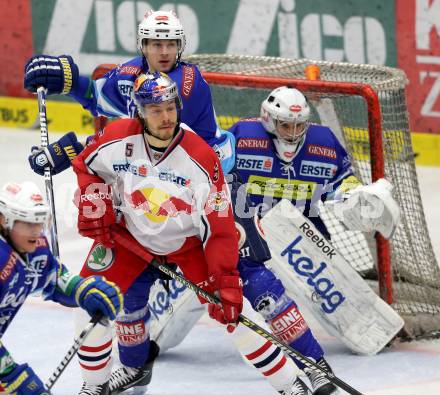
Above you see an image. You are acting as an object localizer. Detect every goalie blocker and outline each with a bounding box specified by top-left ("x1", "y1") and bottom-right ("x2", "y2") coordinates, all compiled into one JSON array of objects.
[{"x1": 261, "y1": 200, "x2": 404, "y2": 355}]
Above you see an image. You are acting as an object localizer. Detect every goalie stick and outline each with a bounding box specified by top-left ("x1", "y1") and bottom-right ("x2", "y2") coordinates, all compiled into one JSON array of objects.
[
  {"x1": 111, "y1": 230, "x2": 364, "y2": 395},
  {"x1": 37, "y1": 87, "x2": 60, "y2": 258},
  {"x1": 45, "y1": 313, "x2": 104, "y2": 391}
]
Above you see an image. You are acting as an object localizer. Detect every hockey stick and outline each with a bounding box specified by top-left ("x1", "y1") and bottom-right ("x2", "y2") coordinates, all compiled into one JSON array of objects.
[
  {"x1": 111, "y1": 231, "x2": 364, "y2": 395},
  {"x1": 149, "y1": 260, "x2": 363, "y2": 395},
  {"x1": 45, "y1": 313, "x2": 104, "y2": 391},
  {"x1": 36, "y1": 87, "x2": 60, "y2": 258}
]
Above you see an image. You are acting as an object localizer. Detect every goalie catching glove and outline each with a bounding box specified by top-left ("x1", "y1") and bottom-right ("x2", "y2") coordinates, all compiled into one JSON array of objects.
[
  {"x1": 24, "y1": 55, "x2": 79, "y2": 95},
  {"x1": 329, "y1": 178, "x2": 400, "y2": 239},
  {"x1": 207, "y1": 270, "x2": 243, "y2": 333},
  {"x1": 75, "y1": 275, "x2": 123, "y2": 321},
  {"x1": 28, "y1": 131, "x2": 84, "y2": 175}
]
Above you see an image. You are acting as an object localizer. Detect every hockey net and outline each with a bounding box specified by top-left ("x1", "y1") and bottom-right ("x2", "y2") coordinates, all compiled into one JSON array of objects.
[{"x1": 183, "y1": 54, "x2": 440, "y2": 339}]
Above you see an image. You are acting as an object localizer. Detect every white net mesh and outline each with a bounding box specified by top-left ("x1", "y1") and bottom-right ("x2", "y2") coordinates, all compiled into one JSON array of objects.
[{"x1": 185, "y1": 54, "x2": 440, "y2": 339}]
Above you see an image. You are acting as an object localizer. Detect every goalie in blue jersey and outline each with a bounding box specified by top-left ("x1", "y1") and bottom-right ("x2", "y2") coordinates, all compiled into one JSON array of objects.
[
  {"x1": 0, "y1": 181, "x2": 122, "y2": 395},
  {"x1": 230, "y1": 86, "x2": 400, "y2": 241}
]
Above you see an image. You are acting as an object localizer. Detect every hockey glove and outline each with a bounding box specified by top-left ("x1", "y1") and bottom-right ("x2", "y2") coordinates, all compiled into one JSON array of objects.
[
  {"x1": 208, "y1": 270, "x2": 243, "y2": 333},
  {"x1": 0, "y1": 363, "x2": 52, "y2": 395},
  {"x1": 207, "y1": 130, "x2": 236, "y2": 174},
  {"x1": 24, "y1": 54, "x2": 79, "y2": 95},
  {"x1": 75, "y1": 276, "x2": 123, "y2": 320},
  {"x1": 329, "y1": 178, "x2": 401, "y2": 239},
  {"x1": 76, "y1": 184, "x2": 116, "y2": 247},
  {"x1": 28, "y1": 131, "x2": 84, "y2": 176}
]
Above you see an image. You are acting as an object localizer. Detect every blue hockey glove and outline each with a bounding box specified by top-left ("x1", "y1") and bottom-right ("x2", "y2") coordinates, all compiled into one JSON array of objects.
[
  {"x1": 75, "y1": 276, "x2": 123, "y2": 320},
  {"x1": 24, "y1": 55, "x2": 79, "y2": 95},
  {"x1": 0, "y1": 363, "x2": 52, "y2": 394},
  {"x1": 28, "y1": 131, "x2": 84, "y2": 176},
  {"x1": 208, "y1": 129, "x2": 236, "y2": 174}
]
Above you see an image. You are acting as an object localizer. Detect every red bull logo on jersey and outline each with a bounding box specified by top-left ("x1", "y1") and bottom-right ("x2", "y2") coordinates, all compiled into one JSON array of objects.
[{"x1": 126, "y1": 188, "x2": 194, "y2": 223}]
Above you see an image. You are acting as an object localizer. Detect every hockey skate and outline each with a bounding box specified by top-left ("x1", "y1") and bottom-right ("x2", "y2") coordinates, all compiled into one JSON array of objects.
[
  {"x1": 78, "y1": 381, "x2": 110, "y2": 395},
  {"x1": 304, "y1": 358, "x2": 338, "y2": 395},
  {"x1": 109, "y1": 341, "x2": 160, "y2": 395},
  {"x1": 279, "y1": 377, "x2": 312, "y2": 395}
]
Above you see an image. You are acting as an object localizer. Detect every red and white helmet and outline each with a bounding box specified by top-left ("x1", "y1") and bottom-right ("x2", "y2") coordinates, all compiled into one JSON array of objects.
[
  {"x1": 261, "y1": 87, "x2": 311, "y2": 162},
  {"x1": 137, "y1": 10, "x2": 186, "y2": 57},
  {"x1": 0, "y1": 182, "x2": 50, "y2": 229}
]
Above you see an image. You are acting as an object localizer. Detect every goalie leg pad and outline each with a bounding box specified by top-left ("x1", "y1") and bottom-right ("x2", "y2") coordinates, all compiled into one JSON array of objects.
[
  {"x1": 228, "y1": 171, "x2": 272, "y2": 262},
  {"x1": 149, "y1": 278, "x2": 205, "y2": 353},
  {"x1": 262, "y1": 200, "x2": 404, "y2": 355},
  {"x1": 116, "y1": 268, "x2": 158, "y2": 368},
  {"x1": 238, "y1": 258, "x2": 324, "y2": 368}
]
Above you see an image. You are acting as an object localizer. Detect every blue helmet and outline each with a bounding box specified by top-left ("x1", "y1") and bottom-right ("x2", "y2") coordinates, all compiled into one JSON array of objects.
[{"x1": 133, "y1": 72, "x2": 182, "y2": 117}]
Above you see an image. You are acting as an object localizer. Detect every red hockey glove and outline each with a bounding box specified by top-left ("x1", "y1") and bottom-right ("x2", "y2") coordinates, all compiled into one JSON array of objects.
[
  {"x1": 208, "y1": 270, "x2": 243, "y2": 333},
  {"x1": 76, "y1": 184, "x2": 116, "y2": 247}
]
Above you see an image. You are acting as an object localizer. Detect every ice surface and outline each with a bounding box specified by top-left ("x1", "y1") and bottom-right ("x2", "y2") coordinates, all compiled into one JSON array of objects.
[{"x1": 1, "y1": 128, "x2": 440, "y2": 394}]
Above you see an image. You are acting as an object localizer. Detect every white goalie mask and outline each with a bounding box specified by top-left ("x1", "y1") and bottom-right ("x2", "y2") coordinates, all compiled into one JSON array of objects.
[
  {"x1": 0, "y1": 182, "x2": 50, "y2": 230},
  {"x1": 261, "y1": 87, "x2": 310, "y2": 163},
  {"x1": 137, "y1": 10, "x2": 186, "y2": 60}
]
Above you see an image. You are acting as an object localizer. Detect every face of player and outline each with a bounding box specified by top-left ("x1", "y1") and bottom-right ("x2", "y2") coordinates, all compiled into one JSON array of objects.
[
  {"x1": 143, "y1": 99, "x2": 178, "y2": 146},
  {"x1": 275, "y1": 120, "x2": 308, "y2": 143},
  {"x1": 142, "y1": 39, "x2": 179, "y2": 72},
  {"x1": 8, "y1": 220, "x2": 44, "y2": 253}
]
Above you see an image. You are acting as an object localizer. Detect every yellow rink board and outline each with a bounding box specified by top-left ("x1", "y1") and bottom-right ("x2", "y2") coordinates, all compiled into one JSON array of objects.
[
  {"x1": 1, "y1": 96, "x2": 440, "y2": 166},
  {"x1": 0, "y1": 96, "x2": 95, "y2": 136}
]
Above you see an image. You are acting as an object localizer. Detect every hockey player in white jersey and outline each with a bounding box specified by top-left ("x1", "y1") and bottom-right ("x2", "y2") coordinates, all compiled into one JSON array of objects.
[
  {"x1": 71, "y1": 72, "x2": 246, "y2": 395},
  {"x1": 24, "y1": 9, "x2": 313, "y2": 395},
  {"x1": 0, "y1": 181, "x2": 123, "y2": 395}
]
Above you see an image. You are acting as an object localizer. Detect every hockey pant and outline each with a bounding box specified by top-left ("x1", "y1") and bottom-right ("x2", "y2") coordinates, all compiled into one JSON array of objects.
[{"x1": 75, "y1": 227, "x2": 216, "y2": 384}]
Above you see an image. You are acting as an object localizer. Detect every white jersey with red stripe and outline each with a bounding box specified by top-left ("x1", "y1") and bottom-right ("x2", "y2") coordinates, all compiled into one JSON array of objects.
[{"x1": 72, "y1": 118, "x2": 238, "y2": 277}]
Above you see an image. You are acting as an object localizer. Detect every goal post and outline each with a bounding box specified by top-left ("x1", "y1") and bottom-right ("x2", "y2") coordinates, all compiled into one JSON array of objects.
[
  {"x1": 201, "y1": 70, "x2": 392, "y2": 302},
  {"x1": 185, "y1": 54, "x2": 440, "y2": 339}
]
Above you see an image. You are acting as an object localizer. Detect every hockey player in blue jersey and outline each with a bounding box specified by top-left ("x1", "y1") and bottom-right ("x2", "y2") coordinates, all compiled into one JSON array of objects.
[
  {"x1": 231, "y1": 87, "x2": 354, "y2": 240},
  {"x1": 0, "y1": 181, "x2": 123, "y2": 395},
  {"x1": 24, "y1": 9, "x2": 234, "y2": 174},
  {"x1": 231, "y1": 86, "x2": 399, "y2": 241}
]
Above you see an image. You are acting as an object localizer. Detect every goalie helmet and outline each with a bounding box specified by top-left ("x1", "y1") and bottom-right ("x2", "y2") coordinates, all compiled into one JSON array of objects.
[
  {"x1": 261, "y1": 87, "x2": 310, "y2": 162},
  {"x1": 0, "y1": 182, "x2": 50, "y2": 229},
  {"x1": 133, "y1": 72, "x2": 182, "y2": 117},
  {"x1": 137, "y1": 10, "x2": 186, "y2": 59}
]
